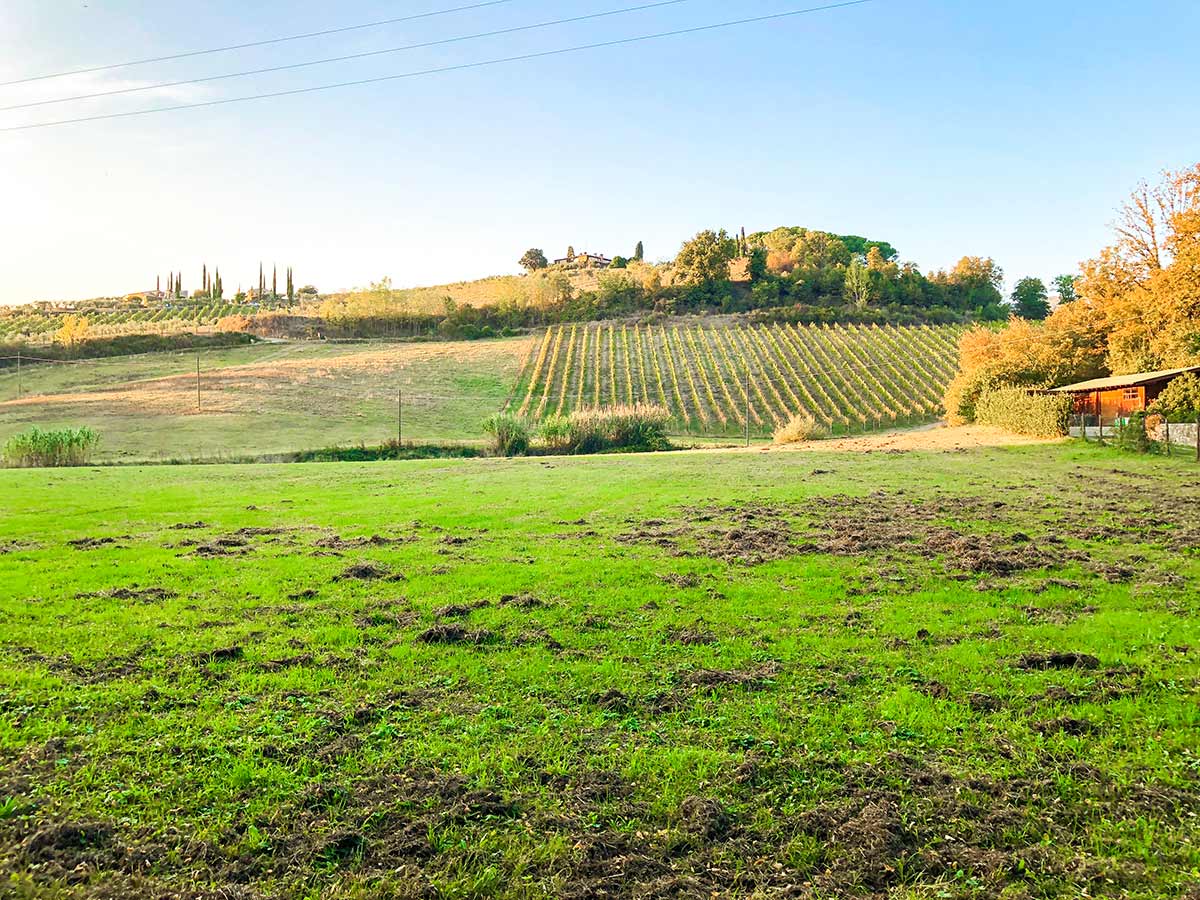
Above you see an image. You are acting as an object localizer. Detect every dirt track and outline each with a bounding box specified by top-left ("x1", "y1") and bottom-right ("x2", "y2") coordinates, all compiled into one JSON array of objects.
[{"x1": 760, "y1": 424, "x2": 1062, "y2": 453}]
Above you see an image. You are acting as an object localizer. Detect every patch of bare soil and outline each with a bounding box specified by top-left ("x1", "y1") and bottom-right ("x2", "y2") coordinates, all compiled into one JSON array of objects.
[
  {"x1": 0, "y1": 541, "x2": 40, "y2": 554},
  {"x1": 764, "y1": 423, "x2": 1062, "y2": 454},
  {"x1": 620, "y1": 478, "x2": 1195, "y2": 587},
  {"x1": 666, "y1": 627, "x2": 718, "y2": 646},
  {"x1": 415, "y1": 623, "x2": 495, "y2": 646},
  {"x1": 76, "y1": 586, "x2": 175, "y2": 603},
  {"x1": 67, "y1": 536, "x2": 123, "y2": 550},
  {"x1": 8, "y1": 645, "x2": 146, "y2": 683},
  {"x1": 433, "y1": 600, "x2": 491, "y2": 619},
  {"x1": 334, "y1": 562, "x2": 405, "y2": 582},
  {"x1": 314, "y1": 533, "x2": 414, "y2": 551},
  {"x1": 499, "y1": 592, "x2": 548, "y2": 609},
  {"x1": 681, "y1": 662, "x2": 779, "y2": 689},
  {"x1": 182, "y1": 535, "x2": 251, "y2": 558},
  {"x1": 1016, "y1": 651, "x2": 1101, "y2": 671}
]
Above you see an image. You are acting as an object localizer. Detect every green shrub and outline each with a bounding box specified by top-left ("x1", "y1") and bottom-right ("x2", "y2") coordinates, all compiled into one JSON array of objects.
[
  {"x1": 974, "y1": 388, "x2": 1071, "y2": 437},
  {"x1": 538, "y1": 415, "x2": 572, "y2": 453},
  {"x1": 1114, "y1": 412, "x2": 1152, "y2": 453},
  {"x1": 3, "y1": 426, "x2": 100, "y2": 467},
  {"x1": 564, "y1": 404, "x2": 671, "y2": 454},
  {"x1": 482, "y1": 413, "x2": 530, "y2": 457},
  {"x1": 1148, "y1": 372, "x2": 1200, "y2": 422}
]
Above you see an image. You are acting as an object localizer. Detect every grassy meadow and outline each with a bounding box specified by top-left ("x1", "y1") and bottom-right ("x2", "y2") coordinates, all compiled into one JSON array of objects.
[
  {"x1": 1, "y1": 441, "x2": 1197, "y2": 898},
  {"x1": 0, "y1": 339, "x2": 532, "y2": 461}
]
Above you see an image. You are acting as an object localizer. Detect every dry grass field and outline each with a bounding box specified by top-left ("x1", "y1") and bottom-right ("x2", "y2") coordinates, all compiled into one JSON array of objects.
[{"x1": 0, "y1": 339, "x2": 532, "y2": 461}]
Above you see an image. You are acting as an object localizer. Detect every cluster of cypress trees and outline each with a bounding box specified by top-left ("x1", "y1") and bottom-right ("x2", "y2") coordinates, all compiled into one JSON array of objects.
[{"x1": 155, "y1": 264, "x2": 296, "y2": 302}]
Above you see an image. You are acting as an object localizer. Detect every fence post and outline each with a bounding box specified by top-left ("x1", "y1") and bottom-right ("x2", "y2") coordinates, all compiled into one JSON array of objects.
[
  {"x1": 15, "y1": 350, "x2": 20, "y2": 399},
  {"x1": 397, "y1": 388, "x2": 403, "y2": 448},
  {"x1": 1196, "y1": 413, "x2": 1199, "y2": 463},
  {"x1": 1165, "y1": 420, "x2": 1170, "y2": 456},
  {"x1": 195, "y1": 354, "x2": 201, "y2": 412},
  {"x1": 1078, "y1": 413, "x2": 1085, "y2": 442},
  {"x1": 1098, "y1": 415, "x2": 1103, "y2": 443}
]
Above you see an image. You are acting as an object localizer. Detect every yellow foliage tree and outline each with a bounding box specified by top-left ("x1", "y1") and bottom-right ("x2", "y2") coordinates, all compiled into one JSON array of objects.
[
  {"x1": 55, "y1": 315, "x2": 90, "y2": 348},
  {"x1": 945, "y1": 163, "x2": 1200, "y2": 422}
]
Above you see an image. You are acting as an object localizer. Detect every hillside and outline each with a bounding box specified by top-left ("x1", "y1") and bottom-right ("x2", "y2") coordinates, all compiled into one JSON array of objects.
[
  {"x1": 0, "y1": 339, "x2": 530, "y2": 461},
  {"x1": 509, "y1": 322, "x2": 964, "y2": 435}
]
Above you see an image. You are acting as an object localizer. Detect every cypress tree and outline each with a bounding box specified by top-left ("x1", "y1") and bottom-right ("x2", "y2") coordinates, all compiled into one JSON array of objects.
[
  {"x1": 634, "y1": 241, "x2": 644, "y2": 262},
  {"x1": 272, "y1": 266, "x2": 277, "y2": 300}
]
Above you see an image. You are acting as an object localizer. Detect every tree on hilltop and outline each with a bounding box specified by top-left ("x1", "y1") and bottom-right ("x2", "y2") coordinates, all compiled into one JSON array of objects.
[
  {"x1": 674, "y1": 229, "x2": 738, "y2": 286},
  {"x1": 520, "y1": 248, "x2": 548, "y2": 272},
  {"x1": 1012, "y1": 277, "x2": 1050, "y2": 320},
  {"x1": 1053, "y1": 274, "x2": 1077, "y2": 304}
]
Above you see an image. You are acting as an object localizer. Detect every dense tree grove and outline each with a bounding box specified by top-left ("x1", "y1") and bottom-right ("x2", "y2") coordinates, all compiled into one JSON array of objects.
[
  {"x1": 305, "y1": 222, "x2": 1020, "y2": 339},
  {"x1": 945, "y1": 162, "x2": 1200, "y2": 422}
]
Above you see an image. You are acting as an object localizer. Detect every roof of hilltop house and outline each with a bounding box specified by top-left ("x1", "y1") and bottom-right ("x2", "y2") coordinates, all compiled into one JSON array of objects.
[{"x1": 1050, "y1": 365, "x2": 1200, "y2": 393}]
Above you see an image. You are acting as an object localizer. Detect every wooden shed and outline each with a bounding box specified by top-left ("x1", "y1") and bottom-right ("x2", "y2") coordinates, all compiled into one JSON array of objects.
[{"x1": 1049, "y1": 365, "x2": 1200, "y2": 420}]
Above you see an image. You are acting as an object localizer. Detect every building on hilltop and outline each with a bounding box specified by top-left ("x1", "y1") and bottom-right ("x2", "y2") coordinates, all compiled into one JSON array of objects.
[
  {"x1": 552, "y1": 250, "x2": 612, "y2": 269},
  {"x1": 1050, "y1": 366, "x2": 1200, "y2": 419}
]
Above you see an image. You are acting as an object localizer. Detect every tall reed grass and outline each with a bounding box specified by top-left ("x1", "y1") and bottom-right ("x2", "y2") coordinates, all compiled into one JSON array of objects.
[{"x1": 3, "y1": 427, "x2": 100, "y2": 467}]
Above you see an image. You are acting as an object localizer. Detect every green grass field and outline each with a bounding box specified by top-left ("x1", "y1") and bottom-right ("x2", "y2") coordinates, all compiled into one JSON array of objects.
[
  {"x1": 0, "y1": 339, "x2": 532, "y2": 461},
  {"x1": 1, "y1": 442, "x2": 1197, "y2": 898}
]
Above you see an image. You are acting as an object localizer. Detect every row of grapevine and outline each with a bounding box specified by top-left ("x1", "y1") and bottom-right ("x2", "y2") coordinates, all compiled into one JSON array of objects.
[{"x1": 508, "y1": 321, "x2": 966, "y2": 434}]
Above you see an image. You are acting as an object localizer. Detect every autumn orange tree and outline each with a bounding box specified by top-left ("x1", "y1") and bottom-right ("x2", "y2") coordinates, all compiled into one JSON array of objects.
[{"x1": 944, "y1": 163, "x2": 1200, "y2": 423}]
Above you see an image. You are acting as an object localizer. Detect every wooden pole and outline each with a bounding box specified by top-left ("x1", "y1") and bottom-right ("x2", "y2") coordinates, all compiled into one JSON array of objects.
[
  {"x1": 196, "y1": 354, "x2": 201, "y2": 412},
  {"x1": 397, "y1": 389, "x2": 403, "y2": 448},
  {"x1": 15, "y1": 350, "x2": 20, "y2": 399}
]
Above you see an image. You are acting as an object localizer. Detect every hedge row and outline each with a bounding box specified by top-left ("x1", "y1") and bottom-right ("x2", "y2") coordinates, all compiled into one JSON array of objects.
[{"x1": 975, "y1": 387, "x2": 1072, "y2": 437}]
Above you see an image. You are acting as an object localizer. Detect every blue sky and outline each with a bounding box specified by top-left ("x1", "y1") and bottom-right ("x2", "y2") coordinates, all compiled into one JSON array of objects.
[{"x1": 1, "y1": 0, "x2": 1198, "y2": 304}]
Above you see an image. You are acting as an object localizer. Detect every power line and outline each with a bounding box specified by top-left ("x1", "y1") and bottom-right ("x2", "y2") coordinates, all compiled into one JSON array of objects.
[
  {"x1": 1, "y1": 0, "x2": 699, "y2": 113},
  {"x1": 0, "y1": 0, "x2": 876, "y2": 133},
  {"x1": 0, "y1": 0, "x2": 520, "y2": 88}
]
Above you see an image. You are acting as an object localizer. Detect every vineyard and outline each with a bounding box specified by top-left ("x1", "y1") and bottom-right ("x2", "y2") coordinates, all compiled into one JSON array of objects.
[
  {"x1": 0, "y1": 300, "x2": 293, "y2": 342},
  {"x1": 508, "y1": 321, "x2": 965, "y2": 435}
]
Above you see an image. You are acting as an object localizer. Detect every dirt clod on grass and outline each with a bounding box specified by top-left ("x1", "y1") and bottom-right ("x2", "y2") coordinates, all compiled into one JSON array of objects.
[
  {"x1": 666, "y1": 627, "x2": 717, "y2": 646},
  {"x1": 76, "y1": 586, "x2": 174, "y2": 603},
  {"x1": 499, "y1": 592, "x2": 546, "y2": 609},
  {"x1": 678, "y1": 796, "x2": 731, "y2": 839},
  {"x1": 194, "y1": 645, "x2": 243, "y2": 664},
  {"x1": 1016, "y1": 651, "x2": 1101, "y2": 671},
  {"x1": 415, "y1": 623, "x2": 494, "y2": 646},
  {"x1": 334, "y1": 562, "x2": 404, "y2": 582},
  {"x1": 67, "y1": 536, "x2": 119, "y2": 550},
  {"x1": 433, "y1": 600, "x2": 490, "y2": 619}
]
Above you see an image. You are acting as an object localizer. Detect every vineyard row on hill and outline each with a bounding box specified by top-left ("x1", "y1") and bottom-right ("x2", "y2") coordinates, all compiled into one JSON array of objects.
[
  {"x1": 507, "y1": 322, "x2": 966, "y2": 434},
  {"x1": 0, "y1": 303, "x2": 290, "y2": 341}
]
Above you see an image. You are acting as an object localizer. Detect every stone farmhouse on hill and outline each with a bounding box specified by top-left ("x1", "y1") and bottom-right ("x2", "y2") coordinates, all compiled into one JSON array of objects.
[{"x1": 552, "y1": 250, "x2": 612, "y2": 269}]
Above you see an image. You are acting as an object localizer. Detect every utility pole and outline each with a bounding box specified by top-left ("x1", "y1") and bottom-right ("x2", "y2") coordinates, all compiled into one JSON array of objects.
[
  {"x1": 196, "y1": 354, "x2": 201, "y2": 412},
  {"x1": 15, "y1": 350, "x2": 20, "y2": 399},
  {"x1": 397, "y1": 388, "x2": 403, "y2": 447}
]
